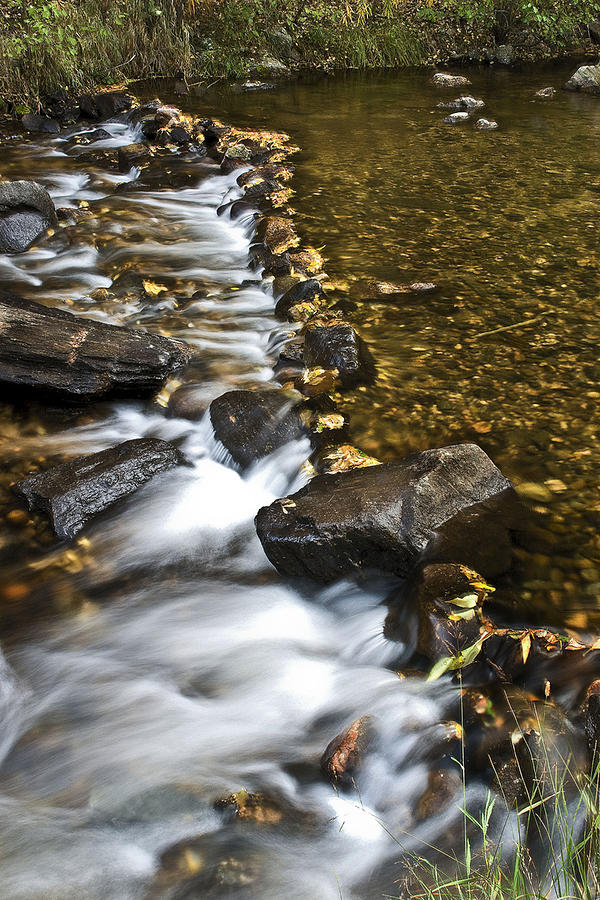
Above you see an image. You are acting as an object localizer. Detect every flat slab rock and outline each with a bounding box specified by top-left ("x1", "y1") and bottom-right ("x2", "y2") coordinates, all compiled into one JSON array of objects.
[
  {"x1": 209, "y1": 389, "x2": 304, "y2": 469},
  {"x1": 255, "y1": 443, "x2": 519, "y2": 582},
  {"x1": 15, "y1": 438, "x2": 185, "y2": 540},
  {"x1": 0, "y1": 293, "x2": 190, "y2": 401}
]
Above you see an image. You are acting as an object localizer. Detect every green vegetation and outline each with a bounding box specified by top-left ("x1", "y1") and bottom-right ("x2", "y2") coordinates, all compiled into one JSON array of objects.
[{"x1": 1, "y1": 0, "x2": 599, "y2": 106}]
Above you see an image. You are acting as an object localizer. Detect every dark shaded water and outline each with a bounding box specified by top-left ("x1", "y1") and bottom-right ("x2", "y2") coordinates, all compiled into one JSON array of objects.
[{"x1": 0, "y1": 63, "x2": 598, "y2": 900}]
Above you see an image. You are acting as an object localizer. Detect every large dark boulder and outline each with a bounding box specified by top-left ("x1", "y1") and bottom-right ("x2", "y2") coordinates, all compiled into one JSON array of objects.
[
  {"x1": 78, "y1": 90, "x2": 133, "y2": 120},
  {"x1": 303, "y1": 323, "x2": 374, "y2": 387},
  {"x1": 209, "y1": 389, "x2": 305, "y2": 469},
  {"x1": 564, "y1": 65, "x2": 600, "y2": 95},
  {"x1": 255, "y1": 443, "x2": 519, "y2": 582},
  {"x1": 0, "y1": 181, "x2": 57, "y2": 254},
  {"x1": 0, "y1": 293, "x2": 190, "y2": 401},
  {"x1": 22, "y1": 113, "x2": 60, "y2": 134},
  {"x1": 15, "y1": 438, "x2": 185, "y2": 540}
]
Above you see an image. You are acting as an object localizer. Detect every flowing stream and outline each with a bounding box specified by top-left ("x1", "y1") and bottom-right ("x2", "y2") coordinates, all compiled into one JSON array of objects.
[{"x1": 0, "y1": 63, "x2": 598, "y2": 898}]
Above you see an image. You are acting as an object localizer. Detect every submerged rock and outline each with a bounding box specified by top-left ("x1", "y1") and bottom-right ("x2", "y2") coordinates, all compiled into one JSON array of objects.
[
  {"x1": 15, "y1": 438, "x2": 185, "y2": 540},
  {"x1": 22, "y1": 113, "x2": 60, "y2": 133},
  {"x1": 303, "y1": 323, "x2": 374, "y2": 387},
  {"x1": 0, "y1": 180, "x2": 57, "y2": 254},
  {"x1": 0, "y1": 293, "x2": 190, "y2": 401},
  {"x1": 564, "y1": 65, "x2": 600, "y2": 95},
  {"x1": 433, "y1": 73, "x2": 471, "y2": 87},
  {"x1": 360, "y1": 280, "x2": 439, "y2": 299},
  {"x1": 321, "y1": 716, "x2": 373, "y2": 786},
  {"x1": 209, "y1": 389, "x2": 305, "y2": 469},
  {"x1": 255, "y1": 443, "x2": 518, "y2": 582}
]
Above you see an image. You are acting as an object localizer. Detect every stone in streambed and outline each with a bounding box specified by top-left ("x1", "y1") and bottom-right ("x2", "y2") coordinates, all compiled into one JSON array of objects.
[
  {"x1": 0, "y1": 180, "x2": 58, "y2": 254},
  {"x1": 78, "y1": 90, "x2": 133, "y2": 119},
  {"x1": 255, "y1": 443, "x2": 518, "y2": 583},
  {"x1": 564, "y1": 64, "x2": 600, "y2": 95},
  {"x1": 209, "y1": 389, "x2": 305, "y2": 469},
  {"x1": 0, "y1": 293, "x2": 190, "y2": 401},
  {"x1": 118, "y1": 143, "x2": 151, "y2": 172},
  {"x1": 385, "y1": 563, "x2": 493, "y2": 662},
  {"x1": 584, "y1": 680, "x2": 600, "y2": 765},
  {"x1": 168, "y1": 383, "x2": 210, "y2": 421},
  {"x1": 443, "y1": 111, "x2": 470, "y2": 125},
  {"x1": 15, "y1": 438, "x2": 185, "y2": 540},
  {"x1": 475, "y1": 118, "x2": 499, "y2": 131},
  {"x1": 437, "y1": 96, "x2": 484, "y2": 111},
  {"x1": 433, "y1": 73, "x2": 471, "y2": 87},
  {"x1": 303, "y1": 322, "x2": 374, "y2": 387},
  {"x1": 274, "y1": 279, "x2": 324, "y2": 319},
  {"x1": 22, "y1": 113, "x2": 60, "y2": 133},
  {"x1": 535, "y1": 86, "x2": 556, "y2": 99},
  {"x1": 321, "y1": 715, "x2": 373, "y2": 786}
]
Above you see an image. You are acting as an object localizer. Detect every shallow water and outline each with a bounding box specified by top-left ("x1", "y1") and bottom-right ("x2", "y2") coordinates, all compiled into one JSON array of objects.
[{"x1": 0, "y1": 64, "x2": 598, "y2": 899}]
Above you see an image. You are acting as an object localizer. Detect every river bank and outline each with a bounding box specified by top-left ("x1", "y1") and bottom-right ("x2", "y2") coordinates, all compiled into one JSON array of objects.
[{"x1": 2, "y1": 0, "x2": 600, "y2": 111}]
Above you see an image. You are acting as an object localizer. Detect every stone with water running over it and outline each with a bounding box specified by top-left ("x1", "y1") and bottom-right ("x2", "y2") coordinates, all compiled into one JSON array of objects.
[
  {"x1": 255, "y1": 443, "x2": 520, "y2": 582},
  {"x1": 15, "y1": 438, "x2": 186, "y2": 541},
  {"x1": 209, "y1": 389, "x2": 305, "y2": 469}
]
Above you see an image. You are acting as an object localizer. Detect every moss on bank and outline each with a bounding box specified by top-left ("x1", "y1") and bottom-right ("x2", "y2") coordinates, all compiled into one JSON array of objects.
[{"x1": 1, "y1": 0, "x2": 600, "y2": 108}]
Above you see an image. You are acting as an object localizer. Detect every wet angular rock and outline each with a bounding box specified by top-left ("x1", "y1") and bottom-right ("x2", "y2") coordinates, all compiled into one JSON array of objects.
[
  {"x1": 0, "y1": 293, "x2": 190, "y2": 401},
  {"x1": 209, "y1": 389, "x2": 305, "y2": 469},
  {"x1": 303, "y1": 323, "x2": 374, "y2": 387},
  {"x1": 22, "y1": 113, "x2": 60, "y2": 133},
  {"x1": 274, "y1": 278, "x2": 324, "y2": 319},
  {"x1": 0, "y1": 180, "x2": 57, "y2": 254},
  {"x1": 321, "y1": 715, "x2": 373, "y2": 786},
  {"x1": 255, "y1": 443, "x2": 517, "y2": 583},
  {"x1": 564, "y1": 64, "x2": 600, "y2": 95},
  {"x1": 433, "y1": 73, "x2": 471, "y2": 87},
  {"x1": 535, "y1": 86, "x2": 556, "y2": 99},
  {"x1": 15, "y1": 437, "x2": 185, "y2": 540}
]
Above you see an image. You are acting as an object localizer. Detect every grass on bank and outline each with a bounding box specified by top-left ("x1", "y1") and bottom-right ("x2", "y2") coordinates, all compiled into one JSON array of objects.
[
  {"x1": 388, "y1": 689, "x2": 600, "y2": 900},
  {"x1": 2, "y1": 0, "x2": 600, "y2": 108}
]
